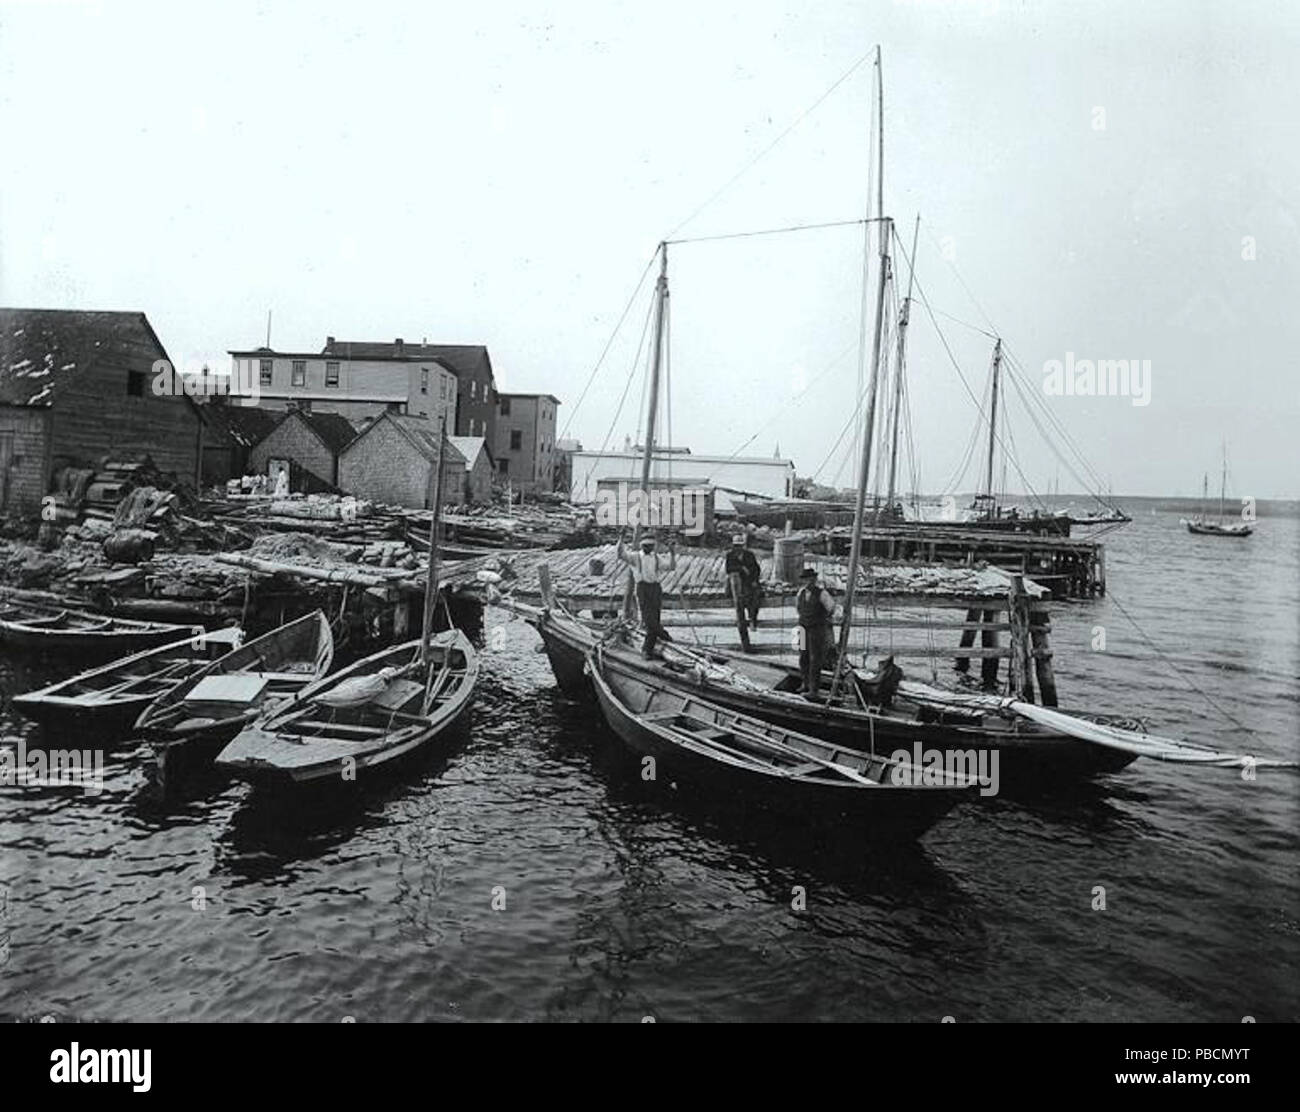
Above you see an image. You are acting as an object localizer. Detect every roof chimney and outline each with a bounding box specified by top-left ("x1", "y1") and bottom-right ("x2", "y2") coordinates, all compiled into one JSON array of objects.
[
  {"x1": 394, "y1": 337, "x2": 405, "y2": 357},
  {"x1": 326, "y1": 335, "x2": 335, "y2": 347}
]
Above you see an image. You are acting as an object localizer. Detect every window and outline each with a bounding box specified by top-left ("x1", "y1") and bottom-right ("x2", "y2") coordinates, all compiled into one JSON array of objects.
[
  {"x1": 326, "y1": 361, "x2": 339, "y2": 387},
  {"x1": 500, "y1": 396, "x2": 511, "y2": 416},
  {"x1": 471, "y1": 380, "x2": 478, "y2": 401},
  {"x1": 421, "y1": 369, "x2": 429, "y2": 394},
  {"x1": 260, "y1": 359, "x2": 273, "y2": 386},
  {"x1": 292, "y1": 360, "x2": 306, "y2": 386},
  {"x1": 127, "y1": 371, "x2": 145, "y2": 396},
  {"x1": 498, "y1": 459, "x2": 509, "y2": 475},
  {"x1": 510, "y1": 429, "x2": 522, "y2": 451}
]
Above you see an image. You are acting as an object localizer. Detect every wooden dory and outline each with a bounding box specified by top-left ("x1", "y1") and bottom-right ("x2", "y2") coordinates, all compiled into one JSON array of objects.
[
  {"x1": 215, "y1": 629, "x2": 478, "y2": 787},
  {"x1": 136, "y1": 610, "x2": 334, "y2": 760},
  {"x1": 0, "y1": 598, "x2": 198, "y2": 660},
  {"x1": 11, "y1": 627, "x2": 244, "y2": 735},
  {"x1": 588, "y1": 649, "x2": 977, "y2": 838}
]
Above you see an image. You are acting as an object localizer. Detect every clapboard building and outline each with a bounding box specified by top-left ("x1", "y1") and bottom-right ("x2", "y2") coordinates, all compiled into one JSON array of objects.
[{"x1": 0, "y1": 308, "x2": 200, "y2": 514}]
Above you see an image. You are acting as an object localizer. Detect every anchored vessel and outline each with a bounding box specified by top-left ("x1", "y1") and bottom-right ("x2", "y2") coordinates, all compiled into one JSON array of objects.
[{"x1": 587, "y1": 647, "x2": 977, "y2": 838}]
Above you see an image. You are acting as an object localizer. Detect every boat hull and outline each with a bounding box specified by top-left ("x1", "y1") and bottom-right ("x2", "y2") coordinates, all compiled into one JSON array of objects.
[
  {"x1": 590, "y1": 656, "x2": 971, "y2": 838},
  {"x1": 536, "y1": 611, "x2": 1136, "y2": 785}
]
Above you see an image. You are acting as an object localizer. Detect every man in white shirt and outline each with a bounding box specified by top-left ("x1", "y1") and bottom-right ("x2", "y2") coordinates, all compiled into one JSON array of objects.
[{"x1": 616, "y1": 533, "x2": 677, "y2": 658}]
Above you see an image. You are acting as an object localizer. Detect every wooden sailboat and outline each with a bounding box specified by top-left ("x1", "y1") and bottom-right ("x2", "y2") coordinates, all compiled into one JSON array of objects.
[
  {"x1": 136, "y1": 610, "x2": 334, "y2": 761},
  {"x1": 588, "y1": 647, "x2": 977, "y2": 837},
  {"x1": 526, "y1": 599, "x2": 1141, "y2": 784},
  {"x1": 0, "y1": 596, "x2": 199, "y2": 660},
  {"x1": 11, "y1": 626, "x2": 244, "y2": 734},
  {"x1": 1183, "y1": 448, "x2": 1252, "y2": 537},
  {"x1": 515, "y1": 49, "x2": 1150, "y2": 785},
  {"x1": 216, "y1": 416, "x2": 479, "y2": 787}
]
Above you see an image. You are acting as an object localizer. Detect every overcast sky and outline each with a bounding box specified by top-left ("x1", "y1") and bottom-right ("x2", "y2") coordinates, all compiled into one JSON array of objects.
[{"x1": 2, "y1": 0, "x2": 1296, "y2": 499}]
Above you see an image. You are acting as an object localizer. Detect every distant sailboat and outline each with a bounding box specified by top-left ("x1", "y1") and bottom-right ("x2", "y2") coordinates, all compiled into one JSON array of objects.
[{"x1": 1182, "y1": 446, "x2": 1252, "y2": 537}]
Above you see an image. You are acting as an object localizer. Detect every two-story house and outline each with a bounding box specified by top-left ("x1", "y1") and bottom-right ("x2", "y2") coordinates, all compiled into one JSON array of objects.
[
  {"x1": 318, "y1": 339, "x2": 498, "y2": 444},
  {"x1": 228, "y1": 338, "x2": 459, "y2": 428}
]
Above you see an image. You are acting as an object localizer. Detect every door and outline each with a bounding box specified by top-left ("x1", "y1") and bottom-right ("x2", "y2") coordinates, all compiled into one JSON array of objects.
[{"x1": 268, "y1": 458, "x2": 290, "y2": 494}]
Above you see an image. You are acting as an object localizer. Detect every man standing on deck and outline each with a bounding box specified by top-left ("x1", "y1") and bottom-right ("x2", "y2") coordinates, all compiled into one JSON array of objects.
[
  {"x1": 795, "y1": 567, "x2": 836, "y2": 698},
  {"x1": 724, "y1": 534, "x2": 763, "y2": 652},
  {"x1": 617, "y1": 533, "x2": 677, "y2": 659}
]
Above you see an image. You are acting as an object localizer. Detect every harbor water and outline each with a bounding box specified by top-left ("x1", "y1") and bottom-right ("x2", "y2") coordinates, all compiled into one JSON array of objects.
[{"x1": 1, "y1": 506, "x2": 1296, "y2": 1022}]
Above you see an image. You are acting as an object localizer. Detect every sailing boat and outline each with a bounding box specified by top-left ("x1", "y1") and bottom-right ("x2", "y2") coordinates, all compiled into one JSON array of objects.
[
  {"x1": 216, "y1": 416, "x2": 479, "y2": 787},
  {"x1": 517, "y1": 46, "x2": 1155, "y2": 786},
  {"x1": 1182, "y1": 447, "x2": 1252, "y2": 537}
]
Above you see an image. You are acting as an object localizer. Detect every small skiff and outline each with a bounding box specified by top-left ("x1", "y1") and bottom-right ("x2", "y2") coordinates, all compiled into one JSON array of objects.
[
  {"x1": 136, "y1": 610, "x2": 334, "y2": 761},
  {"x1": 11, "y1": 627, "x2": 243, "y2": 735},
  {"x1": 215, "y1": 629, "x2": 478, "y2": 787},
  {"x1": 0, "y1": 598, "x2": 199, "y2": 660}
]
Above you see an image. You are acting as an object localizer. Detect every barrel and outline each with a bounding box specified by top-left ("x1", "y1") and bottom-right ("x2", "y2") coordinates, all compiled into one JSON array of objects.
[{"x1": 772, "y1": 536, "x2": 804, "y2": 584}]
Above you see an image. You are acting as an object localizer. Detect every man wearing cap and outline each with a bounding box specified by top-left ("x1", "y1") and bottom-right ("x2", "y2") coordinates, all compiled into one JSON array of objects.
[
  {"x1": 616, "y1": 533, "x2": 677, "y2": 659},
  {"x1": 795, "y1": 567, "x2": 836, "y2": 697},
  {"x1": 724, "y1": 534, "x2": 763, "y2": 651}
]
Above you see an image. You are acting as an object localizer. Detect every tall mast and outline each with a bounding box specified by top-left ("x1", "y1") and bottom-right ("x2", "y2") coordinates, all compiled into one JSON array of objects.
[
  {"x1": 1218, "y1": 441, "x2": 1226, "y2": 523},
  {"x1": 420, "y1": 414, "x2": 448, "y2": 665},
  {"x1": 885, "y1": 214, "x2": 920, "y2": 513},
  {"x1": 830, "y1": 46, "x2": 889, "y2": 701},
  {"x1": 983, "y1": 338, "x2": 1003, "y2": 515},
  {"x1": 634, "y1": 243, "x2": 670, "y2": 546}
]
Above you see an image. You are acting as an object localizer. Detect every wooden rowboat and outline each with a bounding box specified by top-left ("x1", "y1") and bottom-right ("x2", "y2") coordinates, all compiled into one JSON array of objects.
[
  {"x1": 587, "y1": 648, "x2": 977, "y2": 838},
  {"x1": 136, "y1": 610, "x2": 334, "y2": 761},
  {"x1": 0, "y1": 598, "x2": 199, "y2": 660},
  {"x1": 11, "y1": 627, "x2": 244, "y2": 735},
  {"x1": 215, "y1": 629, "x2": 478, "y2": 787}
]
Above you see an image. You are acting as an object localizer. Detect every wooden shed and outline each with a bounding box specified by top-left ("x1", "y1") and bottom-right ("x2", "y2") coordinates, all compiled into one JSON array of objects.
[
  {"x1": 248, "y1": 409, "x2": 357, "y2": 492},
  {"x1": 337, "y1": 412, "x2": 467, "y2": 508},
  {"x1": 448, "y1": 435, "x2": 493, "y2": 504},
  {"x1": 0, "y1": 308, "x2": 200, "y2": 515}
]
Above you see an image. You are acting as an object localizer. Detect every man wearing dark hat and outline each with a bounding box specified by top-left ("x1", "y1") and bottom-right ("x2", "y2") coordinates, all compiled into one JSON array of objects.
[
  {"x1": 616, "y1": 532, "x2": 677, "y2": 659},
  {"x1": 795, "y1": 567, "x2": 836, "y2": 697},
  {"x1": 724, "y1": 533, "x2": 763, "y2": 651}
]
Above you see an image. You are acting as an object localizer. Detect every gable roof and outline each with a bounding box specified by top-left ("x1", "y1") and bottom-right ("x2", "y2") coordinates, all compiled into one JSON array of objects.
[
  {"x1": 200, "y1": 403, "x2": 280, "y2": 449},
  {"x1": 320, "y1": 339, "x2": 495, "y2": 386},
  {"x1": 301, "y1": 410, "x2": 358, "y2": 454},
  {"x1": 0, "y1": 308, "x2": 168, "y2": 407},
  {"x1": 448, "y1": 435, "x2": 491, "y2": 468},
  {"x1": 343, "y1": 412, "x2": 466, "y2": 468}
]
